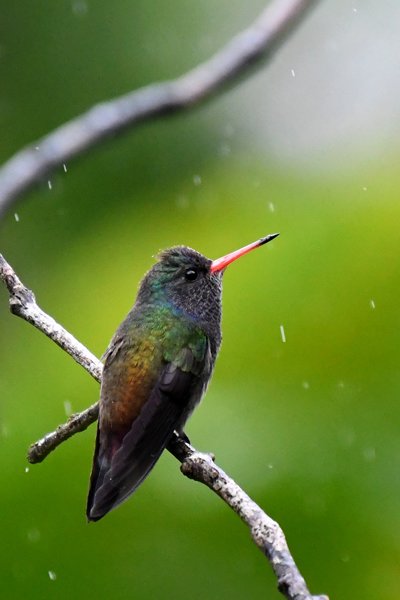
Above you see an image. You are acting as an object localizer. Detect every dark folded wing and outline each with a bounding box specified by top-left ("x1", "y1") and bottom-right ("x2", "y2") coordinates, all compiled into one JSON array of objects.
[{"x1": 87, "y1": 346, "x2": 208, "y2": 521}]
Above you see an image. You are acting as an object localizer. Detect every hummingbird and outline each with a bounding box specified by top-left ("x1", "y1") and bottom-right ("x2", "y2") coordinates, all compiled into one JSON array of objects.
[{"x1": 87, "y1": 233, "x2": 279, "y2": 521}]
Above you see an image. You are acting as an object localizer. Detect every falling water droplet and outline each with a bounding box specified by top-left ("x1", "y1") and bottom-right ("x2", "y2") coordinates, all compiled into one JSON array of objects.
[
  {"x1": 63, "y1": 401, "x2": 72, "y2": 416},
  {"x1": 27, "y1": 528, "x2": 41, "y2": 543},
  {"x1": 363, "y1": 447, "x2": 376, "y2": 462},
  {"x1": 72, "y1": 0, "x2": 88, "y2": 16}
]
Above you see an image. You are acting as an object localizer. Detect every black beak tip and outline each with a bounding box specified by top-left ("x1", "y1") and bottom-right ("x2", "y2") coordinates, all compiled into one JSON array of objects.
[{"x1": 259, "y1": 233, "x2": 280, "y2": 245}]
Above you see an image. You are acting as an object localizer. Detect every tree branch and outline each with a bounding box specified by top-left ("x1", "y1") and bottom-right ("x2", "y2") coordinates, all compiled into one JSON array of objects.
[
  {"x1": 0, "y1": 253, "x2": 327, "y2": 600},
  {"x1": 0, "y1": 0, "x2": 318, "y2": 219}
]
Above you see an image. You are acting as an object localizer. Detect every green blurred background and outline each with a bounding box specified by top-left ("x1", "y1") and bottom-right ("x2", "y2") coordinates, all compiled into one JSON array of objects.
[{"x1": 1, "y1": 1, "x2": 400, "y2": 598}]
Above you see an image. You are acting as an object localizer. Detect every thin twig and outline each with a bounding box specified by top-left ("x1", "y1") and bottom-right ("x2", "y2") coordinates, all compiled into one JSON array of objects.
[
  {"x1": 28, "y1": 402, "x2": 100, "y2": 464},
  {"x1": 0, "y1": 253, "x2": 327, "y2": 600},
  {"x1": 0, "y1": 0, "x2": 318, "y2": 219}
]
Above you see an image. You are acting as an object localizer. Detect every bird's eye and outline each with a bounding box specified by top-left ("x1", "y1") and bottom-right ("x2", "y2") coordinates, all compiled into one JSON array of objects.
[{"x1": 184, "y1": 268, "x2": 198, "y2": 281}]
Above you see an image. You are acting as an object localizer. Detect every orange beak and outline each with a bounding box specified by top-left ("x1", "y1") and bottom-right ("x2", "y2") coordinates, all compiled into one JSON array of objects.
[{"x1": 210, "y1": 233, "x2": 279, "y2": 273}]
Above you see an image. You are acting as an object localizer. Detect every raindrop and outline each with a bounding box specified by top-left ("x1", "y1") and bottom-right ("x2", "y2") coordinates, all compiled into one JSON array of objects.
[
  {"x1": 14, "y1": 213, "x2": 20, "y2": 222},
  {"x1": 47, "y1": 180, "x2": 52, "y2": 190},
  {"x1": 63, "y1": 401, "x2": 72, "y2": 416},
  {"x1": 363, "y1": 447, "x2": 376, "y2": 462},
  {"x1": 370, "y1": 299, "x2": 376, "y2": 310},
  {"x1": 193, "y1": 175, "x2": 202, "y2": 186},
  {"x1": 63, "y1": 163, "x2": 68, "y2": 173},
  {"x1": 27, "y1": 528, "x2": 41, "y2": 543},
  {"x1": 291, "y1": 69, "x2": 296, "y2": 78},
  {"x1": 280, "y1": 324, "x2": 286, "y2": 343},
  {"x1": 72, "y1": 0, "x2": 88, "y2": 16},
  {"x1": 25, "y1": 467, "x2": 29, "y2": 474},
  {"x1": 48, "y1": 570, "x2": 57, "y2": 581},
  {"x1": 268, "y1": 202, "x2": 275, "y2": 213},
  {"x1": 302, "y1": 381, "x2": 310, "y2": 390}
]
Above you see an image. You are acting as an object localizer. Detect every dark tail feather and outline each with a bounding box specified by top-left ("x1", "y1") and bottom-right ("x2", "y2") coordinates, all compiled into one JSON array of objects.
[
  {"x1": 86, "y1": 385, "x2": 187, "y2": 522},
  {"x1": 86, "y1": 425, "x2": 124, "y2": 521},
  {"x1": 86, "y1": 426, "x2": 101, "y2": 521}
]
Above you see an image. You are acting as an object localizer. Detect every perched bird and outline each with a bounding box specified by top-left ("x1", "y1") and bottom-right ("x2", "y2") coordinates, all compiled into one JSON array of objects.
[{"x1": 87, "y1": 234, "x2": 279, "y2": 521}]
